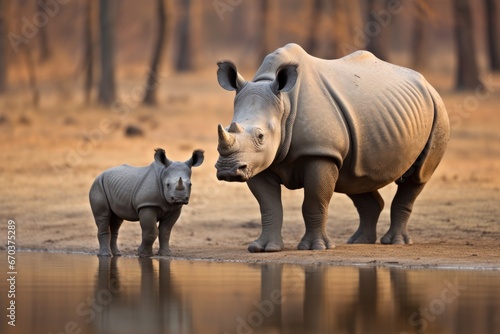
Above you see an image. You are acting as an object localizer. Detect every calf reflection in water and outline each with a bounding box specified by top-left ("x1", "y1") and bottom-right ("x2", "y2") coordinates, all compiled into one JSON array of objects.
[{"x1": 92, "y1": 257, "x2": 192, "y2": 334}]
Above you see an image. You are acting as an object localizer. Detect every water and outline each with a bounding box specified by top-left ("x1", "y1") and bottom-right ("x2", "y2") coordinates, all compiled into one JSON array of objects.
[{"x1": 1, "y1": 253, "x2": 499, "y2": 334}]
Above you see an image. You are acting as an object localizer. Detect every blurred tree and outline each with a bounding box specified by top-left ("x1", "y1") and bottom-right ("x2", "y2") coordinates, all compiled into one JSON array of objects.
[
  {"x1": 174, "y1": 0, "x2": 202, "y2": 72},
  {"x1": 305, "y1": 0, "x2": 323, "y2": 56},
  {"x1": 484, "y1": 0, "x2": 500, "y2": 71},
  {"x1": 330, "y1": 0, "x2": 351, "y2": 59},
  {"x1": 454, "y1": 0, "x2": 482, "y2": 89},
  {"x1": 0, "y1": 0, "x2": 6, "y2": 93},
  {"x1": 365, "y1": 0, "x2": 391, "y2": 61},
  {"x1": 83, "y1": 0, "x2": 94, "y2": 104},
  {"x1": 143, "y1": 0, "x2": 167, "y2": 105},
  {"x1": 98, "y1": 0, "x2": 116, "y2": 105},
  {"x1": 24, "y1": 46, "x2": 40, "y2": 107},
  {"x1": 37, "y1": 0, "x2": 51, "y2": 62},
  {"x1": 257, "y1": 0, "x2": 278, "y2": 63},
  {"x1": 411, "y1": 0, "x2": 432, "y2": 70},
  {"x1": 327, "y1": 0, "x2": 363, "y2": 56}
]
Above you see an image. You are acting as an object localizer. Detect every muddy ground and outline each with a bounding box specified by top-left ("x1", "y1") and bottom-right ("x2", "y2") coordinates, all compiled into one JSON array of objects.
[{"x1": 0, "y1": 72, "x2": 499, "y2": 269}]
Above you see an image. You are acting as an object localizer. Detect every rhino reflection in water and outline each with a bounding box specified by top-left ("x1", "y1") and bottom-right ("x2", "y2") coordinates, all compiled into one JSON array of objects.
[{"x1": 215, "y1": 43, "x2": 449, "y2": 252}]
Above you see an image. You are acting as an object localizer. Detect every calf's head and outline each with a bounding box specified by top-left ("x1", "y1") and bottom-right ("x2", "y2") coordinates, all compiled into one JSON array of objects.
[
  {"x1": 154, "y1": 148, "x2": 204, "y2": 205},
  {"x1": 215, "y1": 61, "x2": 298, "y2": 182}
]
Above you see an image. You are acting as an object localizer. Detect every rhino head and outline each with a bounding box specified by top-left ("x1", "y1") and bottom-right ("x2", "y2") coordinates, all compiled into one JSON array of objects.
[
  {"x1": 215, "y1": 61, "x2": 298, "y2": 182},
  {"x1": 154, "y1": 148, "x2": 204, "y2": 204}
]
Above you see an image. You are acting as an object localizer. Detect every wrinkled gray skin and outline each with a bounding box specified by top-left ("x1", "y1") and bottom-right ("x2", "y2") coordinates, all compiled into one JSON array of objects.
[
  {"x1": 215, "y1": 43, "x2": 449, "y2": 252},
  {"x1": 89, "y1": 148, "x2": 204, "y2": 257}
]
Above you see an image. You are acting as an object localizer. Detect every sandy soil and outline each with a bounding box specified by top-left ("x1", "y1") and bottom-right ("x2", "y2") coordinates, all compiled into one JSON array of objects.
[{"x1": 0, "y1": 72, "x2": 499, "y2": 269}]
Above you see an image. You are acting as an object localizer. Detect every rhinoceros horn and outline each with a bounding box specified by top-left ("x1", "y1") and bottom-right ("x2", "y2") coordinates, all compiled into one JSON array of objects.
[
  {"x1": 217, "y1": 124, "x2": 236, "y2": 153},
  {"x1": 175, "y1": 177, "x2": 184, "y2": 190},
  {"x1": 228, "y1": 121, "x2": 244, "y2": 134}
]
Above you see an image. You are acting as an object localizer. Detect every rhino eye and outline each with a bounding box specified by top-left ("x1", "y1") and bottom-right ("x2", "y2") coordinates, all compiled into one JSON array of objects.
[
  {"x1": 166, "y1": 183, "x2": 171, "y2": 188},
  {"x1": 255, "y1": 129, "x2": 264, "y2": 144}
]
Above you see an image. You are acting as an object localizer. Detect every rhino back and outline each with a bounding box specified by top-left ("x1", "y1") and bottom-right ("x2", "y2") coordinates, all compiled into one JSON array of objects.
[
  {"x1": 101, "y1": 165, "x2": 149, "y2": 221},
  {"x1": 326, "y1": 51, "x2": 434, "y2": 192},
  {"x1": 258, "y1": 45, "x2": 435, "y2": 193}
]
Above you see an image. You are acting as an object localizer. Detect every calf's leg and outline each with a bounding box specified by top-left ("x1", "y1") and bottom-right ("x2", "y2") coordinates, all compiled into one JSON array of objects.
[
  {"x1": 158, "y1": 209, "x2": 181, "y2": 256},
  {"x1": 110, "y1": 214, "x2": 123, "y2": 256},
  {"x1": 90, "y1": 182, "x2": 113, "y2": 257},
  {"x1": 138, "y1": 208, "x2": 158, "y2": 257}
]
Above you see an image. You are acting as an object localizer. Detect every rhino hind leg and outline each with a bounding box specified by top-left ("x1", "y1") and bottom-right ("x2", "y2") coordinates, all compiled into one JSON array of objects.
[
  {"x1": 109, "y1": 214, "x2": 123, "y2": 256},
  {"x1": 381, "y1": 180, "x2": 426, "y2": 245},
  {"x1": 297, "y1": 158, "x2": 337, "y2": 251},
  {"x1": 90, "y1": 180, "x2": 113, "y2": 257},
  {"x1": 347, "y1": 191, "x2": 384, "y2": 244}
]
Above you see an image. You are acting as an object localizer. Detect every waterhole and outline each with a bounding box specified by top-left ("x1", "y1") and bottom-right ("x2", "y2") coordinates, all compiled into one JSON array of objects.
[{"x1": 0, "y1": 252, "x2": 498, "y2": 334}]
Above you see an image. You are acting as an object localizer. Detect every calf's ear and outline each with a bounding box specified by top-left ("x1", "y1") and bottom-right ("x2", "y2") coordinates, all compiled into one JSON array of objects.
[
  {"x1": 186, "y1": 149, "x2": 204, "y2": 168},
  {"x1": 217, "y1": 61, "x2": 247, "y2": 92},
  {"x1": 272, "y1": 63, "x2": 298, "y2": 94},
  {"x1": 154, "y1": 148, "x2": 172, "y2": 167}
]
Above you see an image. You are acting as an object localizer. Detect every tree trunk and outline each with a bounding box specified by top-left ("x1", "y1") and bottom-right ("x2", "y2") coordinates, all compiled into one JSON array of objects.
[
  {"x1": 24, "y1": 47, "x2": 40, "y2": 107},
  {"x1": 174, "y1": 0, "x2": 190, "y2": 71},
  {"x1": 454, "y1": 0, "x2": 482, "y2": 90},
  {"x1": 0, "y1": 0, "x2": 6, "y2": 93},
  {"x1": 258, "y1": 0, "x2": 269, "y2": 62},
  {"x1": 83, "y1": 0, "x2": 94, "y2": 104},
  {"x1": 98, "y1": 0, "x2": 116, "y2": 105},
  {"x1": 411, "y1": 5, "x2": 425, "y2": 70},
  {"x1": 257, "y1": 0, "x2": 278, "y2": 63},
  {"x1": 305, "y1": 0, "x2": 322, "y2": 56},
  {"x1": 484, "y1": 0, "x2": 500, "y2": 71},
  {"x1": 365, "y1": 0, "x2": 391, "y2": 61},
  {"x1": 174, "y1": 0, "x2": 201, "y2": 72},
  {"x1": 338, "y1": 0, "x2": 363, "y2": 55},
  {"x1": 330, "y1": 0, "x2": 351, "y2": 59},
  {"x1": 143, "y1": 0, "x2": 167, "y2": 105},
  {"x1": 37, "y1": 0, "x2": 51, "y2": 62}
]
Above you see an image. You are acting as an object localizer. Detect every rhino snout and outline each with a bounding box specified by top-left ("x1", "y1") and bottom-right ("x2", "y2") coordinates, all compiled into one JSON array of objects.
[
  {"x1": 170, "y1": 196, "x2": 189, "y2": 205},
  {"x1": 216, "y1": 162, "x2": 249, "y2": 182}
]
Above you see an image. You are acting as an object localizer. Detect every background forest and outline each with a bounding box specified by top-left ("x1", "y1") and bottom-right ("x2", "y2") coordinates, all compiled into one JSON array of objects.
[{"x1": 0, "y1": 0, "x2": 499, "y2": 107}]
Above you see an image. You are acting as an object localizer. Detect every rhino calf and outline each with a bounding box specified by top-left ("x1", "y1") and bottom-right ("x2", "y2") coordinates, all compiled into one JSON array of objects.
[
  {"x1": 215, "y1": 43, "x2": 449, "y2": 252},
  {"x1": 89, "y1": 148, "x2": 204, "y2": 257}
]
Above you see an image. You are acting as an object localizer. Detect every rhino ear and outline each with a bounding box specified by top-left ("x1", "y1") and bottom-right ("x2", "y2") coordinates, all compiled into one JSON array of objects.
[
  {"x1": 272, "y1": 63, "x2": 298, "y2": 94},
  {"x1": 154, "y1": 148, "x2": 172, "y2": 167},
  {"x1": 186, "y1": 149, "x2": 204, "y2": 168},
  {"x1": 217, "y1": 61, "x2": 247, "y2": 92}
]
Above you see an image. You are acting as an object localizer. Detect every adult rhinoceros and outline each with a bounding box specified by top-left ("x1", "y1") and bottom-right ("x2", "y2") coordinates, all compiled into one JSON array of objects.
[{"x1": 215, "y1": 43, "x2": 449, "y2": 253}]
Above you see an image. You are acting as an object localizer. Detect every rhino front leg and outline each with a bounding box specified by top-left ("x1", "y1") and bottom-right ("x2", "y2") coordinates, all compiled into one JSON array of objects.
[
  {"x1": 158, "y1": 209, "x2": 182, "y2": 256},
  {"x1": 347, "y1": 191, "x2": 384, "y2": 244},
  {"x1": 247, "y1": 172, "x2": 284, "y2": 253},
  {"x1": 381, "y1": 180, "x2": 426, "y2": 245},
  {"x1": 298, "y1": 158, "x2": 337, "y2": 250},
  {"x1": 138, "y1": 208, "x2": 159, "y2": 257}
]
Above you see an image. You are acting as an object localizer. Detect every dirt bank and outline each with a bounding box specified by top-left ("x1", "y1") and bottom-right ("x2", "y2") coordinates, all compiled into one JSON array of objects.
[{"x1": 1, "y1": 72, "x2": 499, "y2": 269}]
